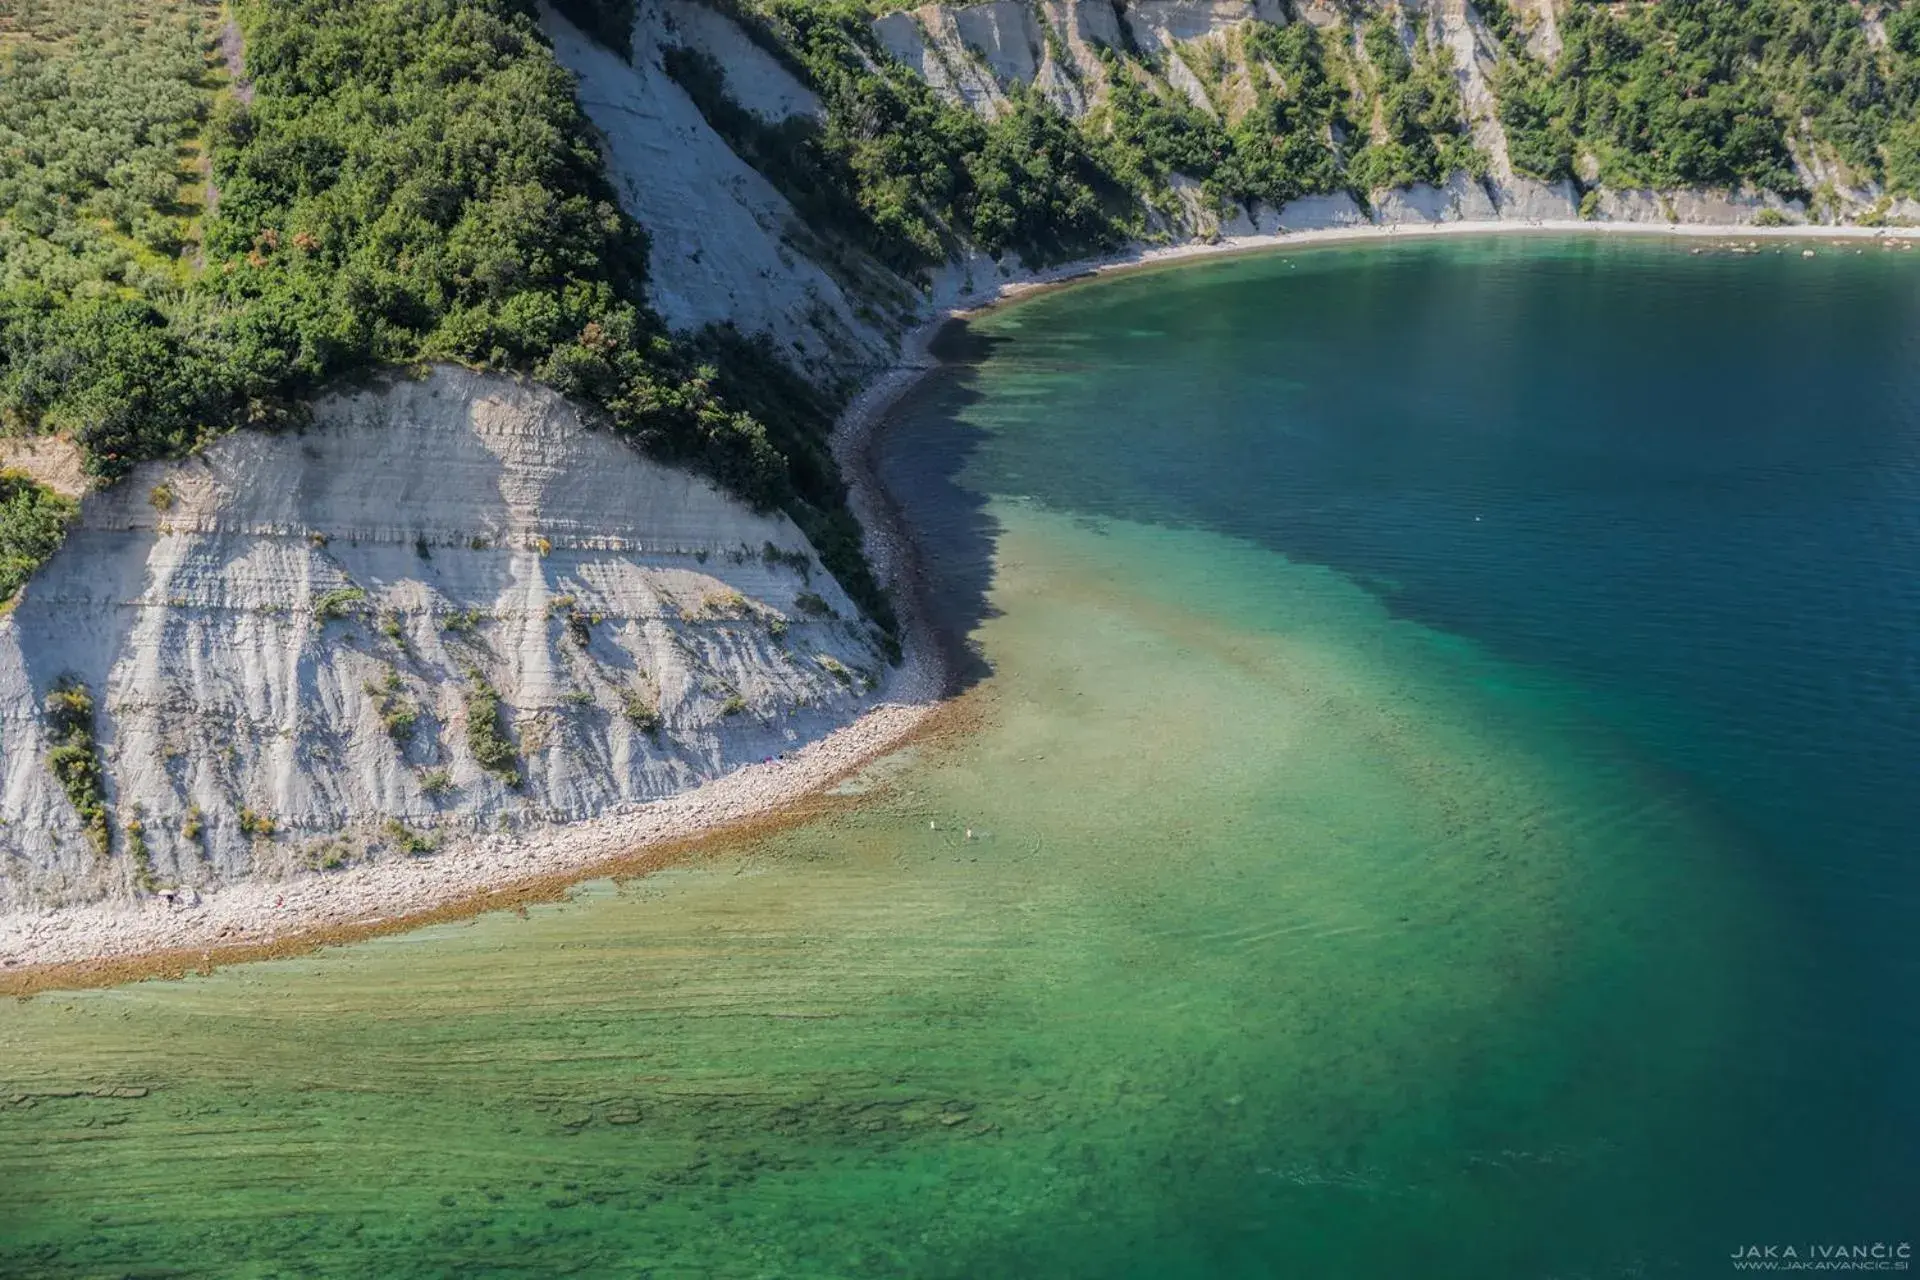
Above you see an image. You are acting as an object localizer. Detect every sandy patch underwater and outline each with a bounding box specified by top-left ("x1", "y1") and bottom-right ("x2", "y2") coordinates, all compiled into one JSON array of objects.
[
  {"x1": 7, "y1": 236, "x2": 1917, "y2": 1278},
  {"x1": 0, "y1": 503, "x2": 1783, "y2": 1278}
]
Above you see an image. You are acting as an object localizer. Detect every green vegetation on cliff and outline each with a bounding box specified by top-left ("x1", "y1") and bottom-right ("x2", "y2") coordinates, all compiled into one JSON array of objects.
[
  {"x1": 1347, "y1": 17, "x2": 1486, "y2": 191},
  {"x1": 0, "y1": 472, "x2": 76, "y2": 607},
  {"x1": 749, "y1": 0, "x2": 1124, "y2": 269},
  {"x1": 1217, "y1": 23, "x2": 1352, "y2": 208},
  {"x1": 1495, "y1": 0, "x2": 1920, "y2": 198},
  {"x1": 675, "y1": 0, "x2": 1478, "y2": 236},
  {"x1": 0, "y1": 0, "x2": 892, "y2": 639},
  {"x1": 679, "y1": 0, "x2": 1920, "y2": 222},
  {"x1": 44, "y1": 678, "x2": 109, "y2": 855},
  {"x1": 0, "y1": 0, "x2": 218, "y2": 293},
  {"x1": 463, "y1": 672, "x2": 522, "y2": 788},
  {"x1": 1493, "y1": 0, "x2": 1797, "y2": 191}
]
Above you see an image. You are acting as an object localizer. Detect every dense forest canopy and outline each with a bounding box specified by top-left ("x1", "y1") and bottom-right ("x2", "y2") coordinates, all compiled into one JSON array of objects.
[
  {"x1": 0, "y1": 0, "x2": 217, "y2": 295},
  {"x1": 1491, "y1": 0, "x2": 1920, "y2": 198}
]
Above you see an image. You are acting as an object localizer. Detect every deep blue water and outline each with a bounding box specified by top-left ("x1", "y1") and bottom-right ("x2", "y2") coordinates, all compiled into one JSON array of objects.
[
  {"x1": 890, "y1": 234, "x2": 1920, "y2": 1257},
  {"x1": 5, "y1": 235, "x2": 1915, "y2": 1280}
]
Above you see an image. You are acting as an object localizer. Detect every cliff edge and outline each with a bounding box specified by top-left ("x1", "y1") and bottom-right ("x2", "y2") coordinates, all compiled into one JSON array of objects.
[{"x1": 0, "y1": 367, "x2": 887, "y2": 910}]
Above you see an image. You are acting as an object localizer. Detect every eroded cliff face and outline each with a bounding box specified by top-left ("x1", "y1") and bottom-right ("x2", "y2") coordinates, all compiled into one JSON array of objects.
[
  {"x1": 543, "y1": 0, "x2": 1042, "y2": 371},
  {"x1": 872, "y1": 0, "x2": 1290, "y2": 122},
  {"x1": 543, "y1": 0, "x2": 898, "y2": 381},
  {"x1": 858, "y1": 0, "x2": 1920, "y2": 232},
  {"x1": 7, "y1": 0, "x2": 1913, "y2": 916},
  {"x1": 0, "y1": 368, "x2": 887, "y2": 909},
  {"x1": 547, "y1": 0, "x2": 1877, "y2": 363},
  {"x1": 864, "y1": 0, "x2": 1583, "y2": 229}
]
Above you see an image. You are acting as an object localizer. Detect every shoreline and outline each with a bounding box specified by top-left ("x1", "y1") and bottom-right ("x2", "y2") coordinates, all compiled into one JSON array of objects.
[
  {"x1": 3, "y1": 214, "x2": 1910, "y2": 991},
  {"x1": 961, "y1": 215, "x2": 1918, "y2": 307}
]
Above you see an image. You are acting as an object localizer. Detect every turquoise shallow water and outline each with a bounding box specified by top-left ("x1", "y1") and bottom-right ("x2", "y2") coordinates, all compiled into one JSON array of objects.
[{"x1": 3, "y1": 236, "x2": 1916, "y2": 1277}]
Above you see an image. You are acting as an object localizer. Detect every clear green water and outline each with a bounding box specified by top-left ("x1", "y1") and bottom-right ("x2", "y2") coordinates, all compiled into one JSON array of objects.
[{"x1": 3, "y1": 237, "x2": 1915, "y2": 1278}]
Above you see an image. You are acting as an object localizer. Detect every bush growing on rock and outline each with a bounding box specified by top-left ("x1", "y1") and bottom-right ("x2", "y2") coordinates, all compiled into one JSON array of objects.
[
  {"x1": 761, "y1": 542, "x2": 812, "y2": 579},
  {"x1": 622, "y1": 686, "x2": 662, "y2": 735},
  {"x1": 312, "y1": 586, "x2": 367, "y2": 624},
  {"x1": 0, "y1": 471, "x2": 77, "y2": 607},
  {"x1": 463, "y1": 673, "x2": 522, "y2": 787},
  {"x1": 443, "y1": 608, "x2": 489, "y2": 641},
  {"x1": 44, "y1": 677, "x2": 109, "y2": 855},
  {"x1": 366, "y1": 670, "x2": 420, "y2": 743},
  {"x1": 382, "y1": 819, "x2": 437, "y2": 857},
  {"x1": 124, "y1": 808, "x2": 157, "y2": 892},
  {"x1": 794, "y1": 591, "x2": 834, "y2": 619},
  {"x1": 0, "y1": 0, "x2": 901, "y2": 651}
]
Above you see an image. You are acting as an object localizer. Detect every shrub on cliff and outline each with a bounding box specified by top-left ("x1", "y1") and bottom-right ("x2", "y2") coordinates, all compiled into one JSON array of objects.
[
  {"x1": 0, "y1": 0, "x2": 898, "y2": 647},
  {"x1": 1345, "y1": 19, "x2": 1486, "y2": 193},
  {"x1": 0, "y1": 471, "x2": 77, "y2": 607},
  {"x1": 751, "y1": 0, "x2": 1125, "y2": 269},
  {"x1": 464, "y1": 673, "x2": 522, "y2": 788},
  {"x1": 45, "y1": 677, "x2": 109, "y2": 856}
]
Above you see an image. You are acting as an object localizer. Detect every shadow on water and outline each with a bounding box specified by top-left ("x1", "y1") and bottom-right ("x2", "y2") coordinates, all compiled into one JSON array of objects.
[
  {"x1": 912, "y1": 240, "x2": 1920, "y2": 1247},
  {"x1": 871, "y1": 320, "x2": 1008, "y2": 695}
]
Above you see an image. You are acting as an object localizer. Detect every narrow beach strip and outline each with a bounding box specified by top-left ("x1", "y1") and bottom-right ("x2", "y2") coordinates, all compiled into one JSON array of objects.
[{"x1": 3, "y1": 214, "x2": 1909, "y2": 988}]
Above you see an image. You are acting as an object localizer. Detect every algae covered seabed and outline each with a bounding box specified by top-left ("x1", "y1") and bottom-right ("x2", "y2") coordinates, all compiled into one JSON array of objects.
[{"x1": 4, "y1": 238, "x2": 1916, "y2": 1277}]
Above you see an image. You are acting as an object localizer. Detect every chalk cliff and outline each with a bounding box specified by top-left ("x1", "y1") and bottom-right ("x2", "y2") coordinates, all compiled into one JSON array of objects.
[
  {"x1": 0, "y1": 368, "x2": 886, "y2": 909},
  {"x1": 7, "y1": 0, "x2": 1918, "y2": 919}
]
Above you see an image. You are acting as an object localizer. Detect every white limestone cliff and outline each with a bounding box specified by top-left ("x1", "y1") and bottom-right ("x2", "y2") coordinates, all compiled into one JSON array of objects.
[{"x1": 0, "y1": 367, "x2": 887, "y2": 909}]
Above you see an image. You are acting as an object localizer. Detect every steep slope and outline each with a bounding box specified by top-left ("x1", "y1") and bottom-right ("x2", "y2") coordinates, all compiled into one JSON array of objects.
[
  {"x1": 0, "y1": 367, "x2": 886, "y2": 910},
  {"x1": 0, "y1": 0, "x2": 926, "y2": 918},
  {"x1": 543, "y1": 0, "x2": 896, "y2": 380},
  {"x1": 7, "y1": 0, "x2": 1920, "y2": 929},
  {"x1": 734, "y1": 0, "x2": 1920, "y2": 232}
]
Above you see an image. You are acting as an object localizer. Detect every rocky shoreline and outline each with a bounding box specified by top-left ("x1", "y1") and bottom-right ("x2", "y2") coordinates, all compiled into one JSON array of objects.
[
  {"x1": 0, "y1": 346, "x2": 954, "y2": 984},
  {"x1": 4, "y1": 215, "x2": 1912, "y2": 988}
]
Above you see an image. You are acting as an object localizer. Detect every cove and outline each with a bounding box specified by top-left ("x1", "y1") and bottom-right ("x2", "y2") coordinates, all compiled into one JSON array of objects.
[{"x1": 3, "y1": 235, "x2": 1917, "y2": 1278}]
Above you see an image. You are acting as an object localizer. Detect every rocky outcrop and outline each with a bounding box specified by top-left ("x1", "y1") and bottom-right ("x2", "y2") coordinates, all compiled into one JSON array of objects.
[
  {"x1": 873, "y1": 7, "x2": 1018, "y2": 117},
  {"x1": 865, "y1": 0, "x2": 1910, "y2": 233},
  {"x1": 1129, "y1": 0, "x2": 1287, "y2": 46},
  {"x1": 661, "y1": 0, "x2": 821, "y2": 120},
  {"x1": 867, "y1": 0, "x2": 1308, "y2": 124},
  {"x1": 0, "y1": 438, "x2": 88, "y2": 501},
  {"x1": 868, "y1": 0, "x2": 1285, "y2": 119},
  {"x1": 1425, "y1": 0, "x2": 1514, "y2": 181},
  {"x1": 1512, "y1": 0, "x2": 1562, "y2": 63},
  {"x1": 872, "y1": 0, "x2": 1113, "y2": 118},
  {"x1": 15, "y1": 0, "x2": 1911, "y2": 926},
  {"x1": 0, "y1": 368, "x2": 887, "y2": 910},
  {"x1": 542, "y1": 0, "x2": 892, "y2": 382}
]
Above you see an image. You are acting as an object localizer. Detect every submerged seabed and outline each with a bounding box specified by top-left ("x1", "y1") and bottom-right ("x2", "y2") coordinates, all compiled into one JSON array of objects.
[{"x1": 4, "y1": 237, "x2": 1915, "y2": 1278}]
